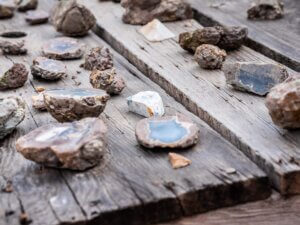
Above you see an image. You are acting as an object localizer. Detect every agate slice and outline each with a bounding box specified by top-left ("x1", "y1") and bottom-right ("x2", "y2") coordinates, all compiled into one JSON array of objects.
[
  {"x1": 248, "y1": 0, "x2": 284, "y2": 20},
  {"x1": 25, "y1": 10, "x2": 49, "y2": 25},
  {"x1": 31, "y1": 57, "x2": 67, "y2": 80},
  {"x1": 32, "y1": 93, "x2": 46, "y2": 111},
  {"x1": 0, "y1": 40, "x2": 27, "y2": 55}
]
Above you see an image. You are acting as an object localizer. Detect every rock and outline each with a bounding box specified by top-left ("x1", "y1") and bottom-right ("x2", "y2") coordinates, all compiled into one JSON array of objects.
[
  {"x1": 42, "y1": 37, "x2": 85, "y2": 60},
  {"x1": 223, "y1": 62, "x2": 288, "y2": 96},
  {"x1": 139, "y1": 19, "x2": 175, "y2": 42},
  {"x1": 32, "y1": 93, "x2": 46, "y2": 111},
  {"x1": 0, "y1": 40, "x2": 27, "y2": 55},
  {"x1": 82, "y1": 47, "x2": 114, "y2": 71},
  {"x1": 194, "y1": 44, "x2": 226, "y2": 70},
  {"x1": 216, "y1": 26, "x2": 248, "y2": 51},
  {"x1": 16, "y1": 0, "x2": 38, "y2": 12},
  {"x1": 16, "y1": 117, "x2": 107, "y2": 170},
  {"x1": 25, "y1": 10, "x2": 49, "y2": 25},
  {"x1": 121, "y1": 0, "x2": 193, "y2": 25},
  {"x1": 0, "y1": 96, "x2": 25, "y2": 139},
  {"x1": 168, "y1": 152, "x2": 191, "y2": 169},
  {"x1": 0, "y1": 63, "x2": 28, "y2": 90},
  {"x1": 31, "y1": 57, "x2": 67, "y2": 80},
  {"x1": 248, "y1": 0, "x2": 284, "y2": 20},
  {"x1": 35, "y1": 86, "x2": 45, "y2": 92},
  {"x1": 135, "y1": 113, "x2": 199, "y2": 148},
  {"x1": 0, "y1": 0, "x2": 15, "y2": 19},
  {"x1": 90, "y1": 68, "x2": 126, "y2": 95},
  {"x1": 100, "y1": 0, "x2": 120, "y2": 2},
  {"x1": 266, "y1": 79, "x2": 300, "y2": 129},
  {"x1": 51, "y1": 0, "x2": 96, "y2": 37},
  {"x1": 0, "y1": 30, "x2": 26, "y2": 38},
  {"x1": 43, "y1": 88, "x2": 110, "y2": 122},
  {"x1": 127, "y1": 91, "x2": 164, "y2": 117}
]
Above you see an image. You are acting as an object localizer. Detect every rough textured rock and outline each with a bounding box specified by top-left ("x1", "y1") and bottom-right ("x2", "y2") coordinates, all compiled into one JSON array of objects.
[
  {"x1": 216, "y1": 26, "x2": 248, "y2": 51},
  {"x1": 0, "y1": 96, "x2": 25, "y2": 139},
  {"x1": 0, "y1": 40, "x2": 27, "y2": 55},
  {"x1": 168, "y1": 152, "x2": 191, "y2": 169},
  {"x1": 121, "y1": 0, "x2": 193, "y2": 25},
  {"x1": 0, "y1": 63, "x2": 28, "y2": 90},
  {"x1": 0, "y1": 0, "x2": 15, "y2": 19},
  {"x1": 32, "y1": 93, "x2": 46, "y2": 111},
  {"x1": 127, "y1": 91, "x2": 164, "y2": 117},
  {"x1": 248, "y1": 0, "x2": 284, "y2": 20},
  {"x1": 90, "y1": 68, "x2": 126, "y2": 95},
  {"x1": 139, "y1": 19, "x2": 175, "y2": 42},
  {"x1": 82, "y1": 47, "x2": 113, "y2": 71},
  {"x1": 223, "y1": 62, "x2": 288, "y2": 96},
  {"x1": 16, "y1": 118, "x2": 107, "y2": 170},
  {"x1": 266, "y1": 79, "x2": 300, "y2": 129},
  {"x1": 0, "y1": 30, "x2": 26, "y2": 38},
  {"x1": 194, "y1": 44, "x2": 226, "y2": 70},
  {"x1": 136, "y1": 113, "x2": 199, "y2": 148},
  {"x1": 44, "y1": 88, "x2": 110, "y2": 122},
  {"x1": 16, "y1": 0, "x2": 38, "y2": 12},
  {"x1": 51, "y1": 0, "x2": 96, "y2": 37},
  {"x1": 42, "y1": 37, "x2": 85, "y2": 60},
  {"x1": 31, "y1": 57, "x2": 67, "y2": 80},
  {"x1": 25, "y1": 10, "x2": 49, "y2": 25}
]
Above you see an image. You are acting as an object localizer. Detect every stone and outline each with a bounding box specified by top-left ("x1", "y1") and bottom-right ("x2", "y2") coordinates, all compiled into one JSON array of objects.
[
  {"x1": 121, "y1": 0, "x2": 193, "y2": 25},
  {"x1": 127, "y1": 91, "x2": 164, "y2": 117},
  {"x1": 31, "y1": 57, "x2": 67, "y2": 80},
  {"x1": 248, "y1": 0, "x2": 284, "y2": 20},
  {"x1": 90, "y1": 68, "x2": 126, "y2": 95},
  {"x1": 35, "y1": 86, "x2": 45, "y2": 92},
  {"x1": 32, "y1": 93, "x2": 46, "y2": 111},
  {"x1": 223, "y1": 62, "x2": 288, "y2": 96},
  {"x1": 0, "y1": 96, "x2": 25, "y2": 139},
  {"x1": 25, "y1": 10, "x2": 49, "y2": 25},
  {"x1": 265, "y1": 79, "x2": 300, "y2": 129},
  {"x1": 0, "y1": 63, "x2": 28, "y2": 90},
  {"x1": 42, "y1": 37, "x2": 85, "y2": 60},
  {"x1": 135, "y1": 113, "x2": 199, "y2": 148},
  {"x1": 194, "y1": 44, "x2": 227, "y2": 70},
  {"x1": 139, "y1": 19, "x2": 175, "y2": 42},
  {"x1": 82, "y1": 47, "x2": 113, "y2": 71},
  {"x1": 0, "y1": 0, "x2": 15, "y2": 19},
  {"x1": 100, "y1": 0, "x2": 120, "y2": 2},
  {"x1": 16, "y1": 117, "x2": 107, "y2": 170},
  {"x1": 43, "y1": 88, "x2": 110, "y2": 122},
  {"x1": 0, "y1": 30, "x2": 26, "y2": 38},
  {"x1": 168, "y1": 152, "x2": 191, "y2": 169},
  {"x1": 216, "y1": 26, "x2": 248, "y2": 51},
  {"x1": 51, "y1": 0, "x2": 96, "y2": 37},
  {"x1": 0, "y1": 40, "x2": 27, "y2": 55},
  {"x1": 16, "y1": 0, "x2": 37, "y2": 12}
]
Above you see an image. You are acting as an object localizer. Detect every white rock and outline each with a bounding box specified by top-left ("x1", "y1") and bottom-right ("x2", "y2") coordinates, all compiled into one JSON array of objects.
[
  {"x1": 139, "y1": 19, "x2": 175, "y2": 42},
  {"x1": 127, "y1": 91, "x2": 164, "y2": 117},
  {"x1": 32, "y1": 93, "x2": 46, "y2": 111}
]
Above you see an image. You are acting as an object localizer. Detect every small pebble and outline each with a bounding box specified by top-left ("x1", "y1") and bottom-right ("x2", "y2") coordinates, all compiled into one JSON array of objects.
[
  {"x1": 0, "y1": 40, "x2": 27, "y2": 55},
  {"x1": 168, "y1": 152, "x2": 191, "y2": 169},
  {"x1": 248, "y1": 0, "x2": 284, "y2": 20},
  {"x1": 35, "y1": 86, "x2": 45, "y2": 92},
  {"x1": 82, "y1": 47, "x2": 113, "y2": 71},
  {"x1": 139, "y1": 19, "x2": 175, "y2": 42}
]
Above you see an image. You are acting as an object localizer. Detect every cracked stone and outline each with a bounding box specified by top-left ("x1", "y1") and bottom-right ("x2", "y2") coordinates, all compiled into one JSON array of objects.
[
  {"x1": 0, "y1": 63, "x2": 28, "y2": 90},
  {"x1": 25, "y1": 10, "x2": 49, "y2": 25},
  {"x1": 16, "y1": 0, "x2": 37, "y2": 12},
  {"x1": 0, "y1": 40, "x2": 27, "y2": 55},
  {"x1": 51, "y1": 0, "x2": 96, "y2": 37},
  {"x1": 32, "y1": 93, "x2": 46, "y2": 111},
  {"x1": 223, "y1": 62, "x2": 288, "y2": 96},
  {"x1": 136, "y1": 113, "x2": 199, "y2": 148},
  {"x1": 16, "y1": 117, "x2": 107, "y2": 170},
  {"x1": 127, "y1": 91, "x2": 164, "y2": 117},
  {"x1": 0, "y1": 96, "x2": 25, "y2": 140},
  {"x1": 121, "y1": 0, "x2": 193, "y2": 25},
  {"x1": 44, "y1": 88, "x2": 110, "y2": 122},
  {"x1": 248, "y1": 0, "x2": 284, "y2": 20},
  {"x1": 139, "y1": 19, "x2": 175, "y2": 42},
  {"x1": 0, "y1": 0, "x2": 15, "y2": 19},
  {"x1": 82, "y1": 47, "x2": 114, "y2": 71},
  {"x1": 31, "y1": 57, "x2": 67, "y2": 80},
  {"x1": 168, "y1": 152, "x2": 191, "y2": 169}
]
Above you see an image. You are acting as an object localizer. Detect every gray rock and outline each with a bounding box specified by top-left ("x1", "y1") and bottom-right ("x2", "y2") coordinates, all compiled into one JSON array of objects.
[
  {"x1": 135, "y1": 113, "x2": 199, "y2": 148},
  {"x1": 0, "y1": 63, "x2": 28, "y2": 90},
  {"x1": 82, "y1": 47, "x2": 114, "y2": 71},
  {"x1": 25, "y1": 10, "x2": 49, "y2": 25},
  {"x1": 0, "y1": 0, "x2": 15, "y2": 19},
  {"x1": 16, "y1": 117, "x2": 107, "y2": 170},
  {"x1": 0, "y1": 96, "x2": 25, "y2": 139},
  {"x1": 16, "y1": 0, "x2": 38, "y2": 12},
  {"x1": 44, "y1": 88, "x2": 110, "y2": 122},
  {"x1": 223, "y1": 62, "x2": 288, "y2": 96},
  {"x1": 31, "y1": 57, "x2": 67, "y2": 80},
  {"x1": 0, "y1": 40, "x2": 27, "y2": 55},
  {"x1": 248, "y1": 0, "x2": 284, "y2": 20}
]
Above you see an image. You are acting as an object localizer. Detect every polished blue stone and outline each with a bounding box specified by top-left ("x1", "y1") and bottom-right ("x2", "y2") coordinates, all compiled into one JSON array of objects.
[
  {"x1": 47, "y1": 88, "x2": 103, "y2": 97},
  {"x1": 52, "y1": 42, "x2": 75, "y2": 52}
]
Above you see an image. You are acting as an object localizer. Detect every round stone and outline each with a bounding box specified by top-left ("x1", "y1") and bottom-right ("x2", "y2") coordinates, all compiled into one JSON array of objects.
[
  {"x1": 31, "y1": 57, "x2": 67, "y2": 80},
  {"x1": 16, "y1": 118, "x2": 107, "y2": 170},
  {"x1": 0, "y1": 63, "x2": 28, "y2": 90},
  {"x1": 25, "y1": 10, "x2": 49, "y2": 25},
  {"x1": 135, "y1": 113, "x2": 199, "y2": 149},
  {"x1": 43, "y1": 88, "x2": 110, "y2": 122},
  {"x1": 42, "y1": 37, "x2": 85, "y2": 60}
]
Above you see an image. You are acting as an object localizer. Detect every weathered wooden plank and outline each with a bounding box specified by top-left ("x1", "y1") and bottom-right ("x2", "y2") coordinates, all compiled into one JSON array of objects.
[
  {"x1": 188, "y1": 0, "x2": 300, "y2": 72},
  {"x1": 84, "y1": 0, "x2": 300, "y2": 194}
]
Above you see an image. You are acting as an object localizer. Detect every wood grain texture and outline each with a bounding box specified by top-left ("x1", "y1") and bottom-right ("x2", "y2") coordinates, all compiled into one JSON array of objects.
[
  {"x1": 188, "y1": 0, "x2": 300, "y2": 72},
  {"x1": 84, "y1": 0, "x2": 300, "y2": 195}
]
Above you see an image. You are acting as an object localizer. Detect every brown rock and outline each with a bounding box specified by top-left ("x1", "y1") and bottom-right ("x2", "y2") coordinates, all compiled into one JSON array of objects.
[
  {"x1": 168, "y1": 152, "x2": 191, "y2": 169},
  {"x1": 31, "y1": 57, "x2": 67, "y2": 80},
  {"x1": 0, "y1": 40, "x2": 27, "y2": 55},
  {"x1": 0, "y1": 0, "x2": 15, "y2": 19},
  {"x1": 216, "y1": 26, "x2": 248, "y2": 50},
  {"x1": 248, "y1": 0, "x2": 284, "y2": 20},
  {"x1": 16, "y1": 0, "x2": 38, "y2": 12},
  {"x1": 0, "y1": 63, "x2": 28, "y2": 90},
  {"x1": 82, "y1": 47, "x2": 114, "y2": 71}
]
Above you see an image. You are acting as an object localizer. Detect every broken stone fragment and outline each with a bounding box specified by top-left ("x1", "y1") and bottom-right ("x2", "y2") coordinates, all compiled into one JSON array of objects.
[
  {"x1": 82, "y1": 47, "x2": 114, "y2": 71},
  {"x1": 16, "y1": 117, "x2": 107, "y2": 170},
  {"x1": 90, "y1": 68, "x2": 126, "y2": 95},
  {"x1": 25, "y1": 10, "x2": 49, "y2": 25},
  {"x1": 44, "y1": 88, "x2": 110, "y2": 122},
  {"x1": 51, "y1": 0, "x2": 96, "y2": 37},
  {"x1": 248, "y1": 0, "x2": 284, "y2": 20},
  {"x1": 121, "y1": 0, "x2": 193, "y2": 25},
  {"x1": 42, "y1": 37, "x2": 85, "y2": 60},
  {"x1": 16, "y1": 0, "x2": 38, "y2": 12},
  {"x1": 168, "y1": 152, "x2": 191, "y2": 169},
  {"x1": 266, "y1": 79, "x2": 300, "y2": 129},
  {"x1": 222, "y1": 62, "x2": 288, "y2": 96},
  {"x1": 0, "y1": 0, "x2": 15, "y2": 19},
  {"x1": 0, "y1": 96, "x2": 25, "y2": 139},
  {"x1": 127, "y1": 91, "x2": 164, "y2": 117},
  {"x1": 31, "y1": 57, "x2": 67, "y2": 80},
  {"x1": 32, "y1": 93, "x2": 46, "y2": 111},
  {"x1": 194, "y1": 44, "x2": 227, "y2": 70},
  {"x1": 0, "y1": 40, "x2": 27, "y2": 55},
  {"x1": 136, "y1": 113, "x2": 199, "y2": 148},
  {"x1": 0, "y1": 63, "x2": 28, "y2": 89},
  {"x1": 216, "y1": 26, "x2": 248, "y2": 51},
  {"x1": 139, "y1": 19, "x2": 175, "y2": 42}
]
